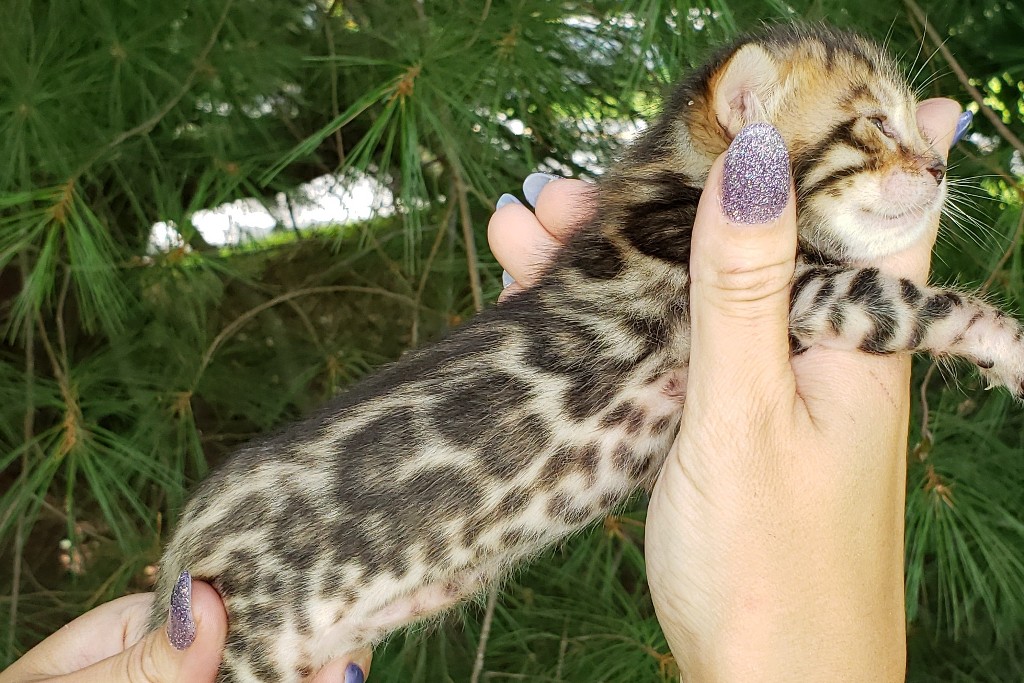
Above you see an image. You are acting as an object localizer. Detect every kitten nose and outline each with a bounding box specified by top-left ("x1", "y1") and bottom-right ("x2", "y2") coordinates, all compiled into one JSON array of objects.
[{"x1": 926, "y1": 160, "x2": 946, "y2": 184}]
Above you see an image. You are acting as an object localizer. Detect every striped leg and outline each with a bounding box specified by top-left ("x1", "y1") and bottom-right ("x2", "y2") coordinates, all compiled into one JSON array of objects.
[{"x1": 789, "y1": 264, "x2": 1024, "y2": 400}]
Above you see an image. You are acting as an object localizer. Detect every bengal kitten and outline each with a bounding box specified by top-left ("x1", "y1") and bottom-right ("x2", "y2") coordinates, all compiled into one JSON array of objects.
[{"x1": 154, "y1": 24, "x2": 1024, "y2": 682}]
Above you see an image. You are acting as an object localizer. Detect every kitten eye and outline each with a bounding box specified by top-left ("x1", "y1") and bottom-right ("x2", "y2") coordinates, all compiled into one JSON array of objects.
[{"x1": 868, "y1": 115, "x2": 894, "y2": 139}]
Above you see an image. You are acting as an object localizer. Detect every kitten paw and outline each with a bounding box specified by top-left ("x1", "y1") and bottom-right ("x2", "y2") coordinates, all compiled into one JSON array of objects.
[{"x1": 973, "y1": 321, "x2": 1024, "y2": 403}]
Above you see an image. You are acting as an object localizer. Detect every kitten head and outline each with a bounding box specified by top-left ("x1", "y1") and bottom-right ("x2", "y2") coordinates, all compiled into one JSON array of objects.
[{"x1": 667, "y1": 24, "x2": 947, "y2": 263}]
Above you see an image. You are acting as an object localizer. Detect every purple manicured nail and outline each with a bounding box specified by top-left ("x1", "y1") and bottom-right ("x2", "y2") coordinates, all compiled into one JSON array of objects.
[
  {"x1": 721, "y1": 122, "x2": 790, "y2": 224},
  {"x1": 344, "y1": 662, "x2": 365, "y2": 683},
  {"x1": 951, "y1": 110, "x2": 973, "y2": 147},
  {"x1": 496, "y1": 193, "x2": 521, "y2": 210},
  {"x1": 523, "y1": 172, "x2": 559, "y2": 207},
  {"x1": 167, "y1": 570, "x2": 196, "y2": 650}
]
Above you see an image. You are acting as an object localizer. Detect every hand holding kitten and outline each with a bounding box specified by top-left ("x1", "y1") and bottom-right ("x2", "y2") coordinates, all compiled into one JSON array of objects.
[
  {"x1": 0, "y1": 98, "x2": 967, "y2": 683},
  {"x1": 489, "y1": 98, "x2": 962, "y2": 680}
]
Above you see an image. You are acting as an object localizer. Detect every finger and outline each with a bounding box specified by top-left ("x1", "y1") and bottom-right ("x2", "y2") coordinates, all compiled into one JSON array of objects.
[
  {"x1": 918, "y1": 97, "x2": 963, "y2": 152},
  {"x1": 0, "y1": 594, "x2": 154, "y2": 681},
  {"x1": 686, "y1": 123, "x2": 797, "y2": 411},
  {"x1": 497, "y1": 281, "x2": 526, "y2": 302},
  {"x1": 487, "y1": 202, "x2": 561, "y2": 286},
  {"x1": 58, "y1": 573, "x2": 227, "y2": 683},
  {"x1": 878, "y1": 97, "x2": 963, "y2": 279},
  {"x1": 310, "y1": 648, "x2": 372, "y2": 683},
  {"x1": 529, "y1": 178, "x2": 596, "y2": 241},
  {"x1": 486, "y1": 177, "x2": 594, "y2": 288}
]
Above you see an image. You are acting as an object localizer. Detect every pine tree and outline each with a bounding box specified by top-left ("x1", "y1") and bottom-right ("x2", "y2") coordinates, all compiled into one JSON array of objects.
[{"x1": 1, "y1": 1, "x2": 1022, "y2": 679}]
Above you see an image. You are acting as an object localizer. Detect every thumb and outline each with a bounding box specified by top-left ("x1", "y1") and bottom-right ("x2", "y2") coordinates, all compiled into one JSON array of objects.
[
  {"x1": 687, "y1": 123, "x2": 797, "y2": 409},
  {"x1": 65, "y1": 572, "x2": 227, "y2": 683},
  {"x1": 878, "y1": 97, "x2": 963, "y2": 279}
]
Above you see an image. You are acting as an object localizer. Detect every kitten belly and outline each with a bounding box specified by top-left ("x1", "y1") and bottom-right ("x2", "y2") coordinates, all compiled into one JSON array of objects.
[{"x1": 283, "y1": 365, "x2": 688, "y2": 676}]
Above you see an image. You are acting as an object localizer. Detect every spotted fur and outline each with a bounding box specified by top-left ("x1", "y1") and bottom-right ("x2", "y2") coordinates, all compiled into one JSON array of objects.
[{"x1": 153, "y1": 24, "x2": 1024, "y2": 682}]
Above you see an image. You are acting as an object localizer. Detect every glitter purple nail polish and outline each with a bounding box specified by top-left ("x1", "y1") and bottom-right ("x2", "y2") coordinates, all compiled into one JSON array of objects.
[
  {"x1": 167, "y1": 569, "x2": 196, "y2": 650},
  {"x1": 721, "y1": 122, "x2": 790, "y2": 224},
  {"x1": 344, "y1": 662, "x2": 365, "y2": 683}
]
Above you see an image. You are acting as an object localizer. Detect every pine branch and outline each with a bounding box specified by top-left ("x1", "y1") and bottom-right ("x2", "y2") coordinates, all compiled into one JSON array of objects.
[
  {"x1": 905, "y1": 0, "x2": 1024, "y2": 158},
  {"x1": 6, "y1": 255, "x2": 37, "y2": 659},
  {"x1": 980, "y1": 206, "x2": 1024, "y2": 293},
  {"x1": 321, "y1": 4, "x2": 346, "y2": 165},
  {"x1": 411, "y1": 200, "x2": 457, "y2": 347},
  {"x1": 192, "y1": 285, "x2": 419, "y2": 390},
  {"x1": 461, "y1": 0, "x2": 493, "y2": 51},
  {"x1": 915, "y1": 187, "x2": 1023, "y2": 458},
  {"x1": 470, "y1": 587, "x2": 498, "y2": 683},
  {"x1": 70, "y1": 0, "x2": 235, "y2": 181},
  {"x1": 453, "y1": 167, "x2": 484, "y2": 314},
  {"x1": 903, "y1": 2, "x2": 1024, "y2": 460}
]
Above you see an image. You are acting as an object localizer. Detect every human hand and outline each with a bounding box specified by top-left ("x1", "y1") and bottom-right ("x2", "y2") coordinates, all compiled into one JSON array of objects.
[
  {"x1": 0, "y1": 573, "x2": 226, "y2": 683},
  {"x1": 0, "y1": 571, "x2": 371, "y2": 683},
  {"x1": 643, "y1": 97, "x2": 960, "y2": 680},
  {"x1": 488, "y1": 98, "x2": 963, "y2": 680}
]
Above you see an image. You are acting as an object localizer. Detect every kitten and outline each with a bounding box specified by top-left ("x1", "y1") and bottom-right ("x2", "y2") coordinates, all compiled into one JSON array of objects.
[{"x1": 153, "y1": 24, "x2": 1024, "y2": 682}]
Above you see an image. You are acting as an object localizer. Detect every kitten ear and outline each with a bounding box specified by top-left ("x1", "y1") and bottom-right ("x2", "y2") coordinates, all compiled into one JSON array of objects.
[{"x1": 712, "y1": 44, "x2": 781, "y2": 139}]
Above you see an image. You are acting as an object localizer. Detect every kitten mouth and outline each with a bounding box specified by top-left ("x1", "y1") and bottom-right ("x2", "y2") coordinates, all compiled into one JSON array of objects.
[{"x1": 858, "y1": 204, "x2": 933, "y2": 228}]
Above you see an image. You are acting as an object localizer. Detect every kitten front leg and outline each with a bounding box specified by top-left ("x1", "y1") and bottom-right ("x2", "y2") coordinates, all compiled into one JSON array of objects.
[{"x1": 789, "y1": 264, "x2": 1024, "y2": 400}]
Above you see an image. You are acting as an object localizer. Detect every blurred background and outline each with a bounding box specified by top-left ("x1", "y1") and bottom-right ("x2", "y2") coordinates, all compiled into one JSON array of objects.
[{"x1": 1, "y1": 1, "x2": 1022, "y2": 680}]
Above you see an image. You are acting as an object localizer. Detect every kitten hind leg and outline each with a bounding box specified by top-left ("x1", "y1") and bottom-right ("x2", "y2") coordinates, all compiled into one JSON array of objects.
[{"x1": 313, "y1": 569, "x2": 488, "y2": 669}]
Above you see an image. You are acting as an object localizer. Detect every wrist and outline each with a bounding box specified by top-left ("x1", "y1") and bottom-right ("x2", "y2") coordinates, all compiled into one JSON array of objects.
[
  {"x1": 658, "y1": 542, "x2": 907, "y2": 683},
  {"x1": 650, "y1": 439, "x2": 908, "y2": 683}
]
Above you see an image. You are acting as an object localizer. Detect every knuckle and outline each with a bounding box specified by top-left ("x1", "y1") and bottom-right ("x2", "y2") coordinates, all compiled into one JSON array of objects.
[
  {"x1": 125, "y1": 633, "x2": 168, "y2": 683},
  {"x1": 704, "y1": 257, "x2": 794, "y2": 304}
]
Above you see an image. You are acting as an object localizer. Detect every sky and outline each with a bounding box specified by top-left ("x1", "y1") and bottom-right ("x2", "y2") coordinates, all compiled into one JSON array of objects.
[{"x1": 149, "y1": 173, "x2": 393, "y2": 249}]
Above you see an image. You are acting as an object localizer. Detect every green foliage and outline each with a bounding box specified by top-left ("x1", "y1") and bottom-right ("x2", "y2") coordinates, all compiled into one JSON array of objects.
[{"x1": 2, "y1": 0, "x2": 1024, "y2": 679}]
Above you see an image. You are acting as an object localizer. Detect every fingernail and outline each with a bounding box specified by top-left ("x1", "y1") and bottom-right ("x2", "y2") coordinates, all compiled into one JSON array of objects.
[
  {"x1": 496, "y1": 193, "x2": 521, "y2": 210},
  {"x1": 501, "y1": 269, "x2": 515, "y2": 288},
  {"x1": 523, "y1": 172, "x2": 559, "y2": 207},
  {"x1": 721, "y1": 122, "x2": 790, "y2": 224},
  {"x1": 951, "y1": 110, "x2": 973, "y2": 147},
  {"x1": 344, "y1": 663, "x2": 365, "y2": 683},
  {"x1": 167, "y1": 570, "x2": 196, "y2": 650}
]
